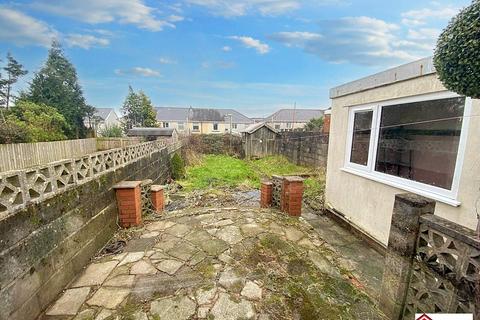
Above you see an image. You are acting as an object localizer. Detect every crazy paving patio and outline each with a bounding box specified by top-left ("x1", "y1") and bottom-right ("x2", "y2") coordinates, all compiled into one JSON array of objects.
[{"x1": 41, "y1": 204, "x2": 385, "y2": 320}]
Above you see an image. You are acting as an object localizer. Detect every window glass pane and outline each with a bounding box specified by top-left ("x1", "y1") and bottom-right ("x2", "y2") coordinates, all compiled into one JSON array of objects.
[
  {"x1": 350, "y1": 110, "x2": 373, "y2": 166},
  {"x1": 375, "y1": 97, "x2": 465, "y2": 190}
]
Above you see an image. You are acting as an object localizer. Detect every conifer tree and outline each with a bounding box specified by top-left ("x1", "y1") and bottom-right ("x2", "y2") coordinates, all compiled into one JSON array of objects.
[
  {"x1": 23, "y1": 41, "x2": 92, "y2": 138},
  {"x1": 0, "y1": 52, "x2": 28, "y2": 109},
  {"x1": 121, "y1": 86, "x2": 157, "y2": 130}
]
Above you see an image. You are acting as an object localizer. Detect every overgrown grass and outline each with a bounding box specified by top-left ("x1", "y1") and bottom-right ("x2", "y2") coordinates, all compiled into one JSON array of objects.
[
  {"x1": 248, "y1": 156, "x2": 313, "y2": 178},
  {"x1": 179, "y1": 154, "x2": 319, "y2": 192},
  {"x1": 180, "y1": 155, "x2": 258, "y2": 191}
]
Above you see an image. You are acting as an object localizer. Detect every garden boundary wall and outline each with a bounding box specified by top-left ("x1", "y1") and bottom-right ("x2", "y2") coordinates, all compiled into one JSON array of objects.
[
  {"x1": 0, "y1": 139, "x2": 182, "y2": 320},
  {"x1": 276, "y1": 131, "x2": 329, "y2": 167}
]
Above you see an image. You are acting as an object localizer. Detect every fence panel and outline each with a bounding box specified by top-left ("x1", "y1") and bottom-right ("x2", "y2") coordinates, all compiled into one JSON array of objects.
[{"x1": 0, "y1": 139, "x2": 97, "y2": 172}]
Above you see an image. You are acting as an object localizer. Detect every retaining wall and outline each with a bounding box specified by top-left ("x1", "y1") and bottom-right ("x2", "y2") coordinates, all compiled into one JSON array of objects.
[{"x1": 0, "y1": 141, "x2": 181, "y2": 320}]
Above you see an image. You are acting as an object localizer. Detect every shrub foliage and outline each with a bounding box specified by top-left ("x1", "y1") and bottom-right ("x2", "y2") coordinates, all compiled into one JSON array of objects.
[
  {"x1": 434, "y1": 0, "x2": 480, "y2": 98},
  {"x1": 170, "y1": 153, "x2": 186, "y2": 180}
]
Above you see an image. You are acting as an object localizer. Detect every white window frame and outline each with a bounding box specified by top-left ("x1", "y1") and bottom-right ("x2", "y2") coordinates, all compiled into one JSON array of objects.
[
  {"x1": 342, "y1": 91, "x2": 471, "y2": 206},
  {"x1": 178, "y1": 122, "x2": 184, "y2": 131},
  {"x1": 213, "y1": 123, "x2": 219, "y2": 131},
  {"x1": 192, "y1": 123, "x2": 200, "y2": 132}
]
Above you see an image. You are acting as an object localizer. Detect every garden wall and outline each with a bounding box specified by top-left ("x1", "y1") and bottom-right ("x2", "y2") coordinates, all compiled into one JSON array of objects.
[
  {"x1": 0, "y1": 141, "x2": 181, "y2": 320},
  {"x1": 276, "y1": 131, "x2": 329, "y2": 167},
  {"x1": 187, "y1": 134, "x2": 244, "y2": 157}
]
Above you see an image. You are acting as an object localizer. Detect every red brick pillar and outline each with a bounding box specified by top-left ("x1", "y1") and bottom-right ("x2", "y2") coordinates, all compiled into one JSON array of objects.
[
  {"x1": 113, "y1": 181, "x2": 142, "y2": 228},
  {"x1": 260, "y1": 181, "x2": 273, "y2": 208},
  {"x1": 281, "y1": 176, "x2": 304, "y2": 217},
  {"x1": 151, "y1": 185, "x2": 165, "y2": 213}
]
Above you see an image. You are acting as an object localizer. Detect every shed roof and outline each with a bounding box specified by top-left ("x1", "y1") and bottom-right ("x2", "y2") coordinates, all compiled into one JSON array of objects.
[
  {"x1": 127, "y1": 127, "x2": 176, "y2": 137},
  {"x1": 266, "y1": 109, "x2": 324, "y2": 122},
  {"x1": 242, "y1": 122, "x2": 279, "y2": 134},
  {"x1": 329, "y1": 57, "x2": 435, "y2": 99}
]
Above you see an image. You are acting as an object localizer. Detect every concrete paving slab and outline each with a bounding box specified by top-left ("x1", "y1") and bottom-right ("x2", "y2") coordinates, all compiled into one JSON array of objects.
[
  {"x1": 46, "y1": 287, "x2": 91, "y2": 316},
  {"x1": 73, "y1": 261, "x2": 118, "y2": 287}
]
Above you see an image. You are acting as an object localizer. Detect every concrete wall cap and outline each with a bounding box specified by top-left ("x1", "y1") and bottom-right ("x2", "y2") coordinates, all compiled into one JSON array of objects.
[
  {"x1": 283, "y1": 176, "x2": 304, "y2": 182},
  {"x1": 395, "y1": 193, "x2": 435, "y2": 208},
  {"x1": 113, "y1": 181, "x2": 143, "y2": 189},
  {"x1": 150, "y1": 185, "x2": 164, "y2": 192}
]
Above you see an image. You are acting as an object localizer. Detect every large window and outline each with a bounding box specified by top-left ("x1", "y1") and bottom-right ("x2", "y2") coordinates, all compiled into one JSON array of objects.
[
  {"x1": 193, "y1": 123, "x2": 200, "y2": 132},
  {"x1": 344, "y1": 93, "x2": 469, "y2": 204},
  {"x1": 213, "y1": 123, "x2": 219, "y2": 131}
]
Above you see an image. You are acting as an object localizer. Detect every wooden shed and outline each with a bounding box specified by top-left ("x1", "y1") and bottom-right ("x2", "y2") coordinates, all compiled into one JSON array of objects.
[{"x1": 242, "y1": 122, "x2": 279, "y2": 159}]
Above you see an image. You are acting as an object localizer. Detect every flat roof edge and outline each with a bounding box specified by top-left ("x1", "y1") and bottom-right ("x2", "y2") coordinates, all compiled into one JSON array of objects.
[{"x1": 329, "y1": 57, "x2": 436, "y2": 99}]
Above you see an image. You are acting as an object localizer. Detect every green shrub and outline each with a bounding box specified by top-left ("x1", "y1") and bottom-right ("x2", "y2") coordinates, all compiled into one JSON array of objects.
[
  {"x1": 170, "y1": 153, "x2": 186, "y2": 180},
  {"x1": 434, "y1": 0, "x2": 480, "y2": 98},
  {"x1": 4, "y1": 100, "x2": 68, "y2": 142},
  {"x1": 99, "y1": 124, "x2": 123, "y2": 137}
]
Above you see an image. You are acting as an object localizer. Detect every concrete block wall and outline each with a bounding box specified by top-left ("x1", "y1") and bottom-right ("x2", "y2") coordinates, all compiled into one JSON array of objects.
[
  {"x1": 0, "y1": 147, "x2": 174, "y2": 320},
  {"x1": 276, "y1": 131, "x2": 328, "y2": 168}
]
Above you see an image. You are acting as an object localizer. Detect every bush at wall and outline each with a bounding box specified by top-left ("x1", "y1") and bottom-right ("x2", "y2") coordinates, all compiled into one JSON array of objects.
[
  {"x1": 170, "y1": 153, "x2": 186, "y2": 180},
  {"x1": 434, "y1": 0, "x2": 480, "y2": 98}
]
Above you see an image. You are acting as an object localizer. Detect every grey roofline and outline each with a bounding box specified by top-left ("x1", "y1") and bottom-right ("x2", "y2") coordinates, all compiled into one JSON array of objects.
[{"x1": 329, "y1": 57, "x2": 436, "y2": 99}]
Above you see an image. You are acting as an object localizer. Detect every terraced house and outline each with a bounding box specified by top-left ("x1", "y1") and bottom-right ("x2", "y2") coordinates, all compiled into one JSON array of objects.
[
  {"x1": 155, "y1": 107, "x2": 253, "y2": 134},
  {"x1": 265, "y1": 109, "x2": 324, "y2": 131}
]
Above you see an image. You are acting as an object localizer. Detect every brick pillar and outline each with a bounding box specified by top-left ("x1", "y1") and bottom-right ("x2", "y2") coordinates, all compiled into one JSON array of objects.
[
  {"x1": 260, "y1": 181, "x2": 273, "y2": 208},
  {"x1": 379, "y1": 193, "x2": 435, "y2": 320},
  {"x1": 113, "y1": 181, "x2": 143, "y2": 228},
  {"x1": 151, "y1": 185, "x2": 165, "y2": 213},
  {"x1": 281, "y1": 176, "x2": 304, "y2": 217}
]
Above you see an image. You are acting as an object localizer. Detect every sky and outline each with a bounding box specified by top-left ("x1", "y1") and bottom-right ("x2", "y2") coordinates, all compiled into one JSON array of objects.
[{"x1": 0, "y1": 0, "x2": 470, "y2": 118}]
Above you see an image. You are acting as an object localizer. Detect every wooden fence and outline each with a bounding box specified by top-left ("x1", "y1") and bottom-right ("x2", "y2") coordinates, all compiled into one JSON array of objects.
[
  {"x1": 96, "y1": 137, "x2": 144, "y2": 151},
  {"x1": 0, "y1": 139, "x2": 97, "y2": 172}
]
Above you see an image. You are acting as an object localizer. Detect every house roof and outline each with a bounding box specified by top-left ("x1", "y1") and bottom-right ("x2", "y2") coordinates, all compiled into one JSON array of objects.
[
  {"x1": 127, "y1": 127, "x2": 176, "y2": 137},
  {"x1": 191, "y1": 108, "x2": 224, "y2": 122},
  {"x1": 266, "y1": 109, "x2": 324, "y2": 122},
  {"x1": 155, "y1": 107, "x2": 253, "y2": 124},
  {"x1": 155, "y1": 107, "x2": 189, "y2": 122},
  {"x1": 94, "y1": 108, "x2": 114, "y2": 120},
  {"x1": 242, "y1": 122, "x2": 279, "y2": 134}
]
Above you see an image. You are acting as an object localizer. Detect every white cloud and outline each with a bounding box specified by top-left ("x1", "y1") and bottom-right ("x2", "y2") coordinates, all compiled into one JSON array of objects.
[
  {"x1": 33, "y1": 0, "x2": 179, "y2": 31},
  {"x1": 115, "y1": 67, "x2": 161, "y2": 77},
  {"x1": 401, "y1": 6, "x2": 459, "y2": 26},
  {"x1": 159, "y1": 57, "x2": 178, "y2": 64},
  {"x1": 65, "y1": 34, "x2": 109, "y2": 49},
  {"x1": 0, "y1": 7, "x2": 58, "y2": 47},
  {"x1": 222, "y1": 46, "x2": 232, "y2": 52},
  {"x1": 229, "y1": 36, "x2": 270, "y2": 54},
  {"x1": 167, "y1": 15, "x2": 185, "y2": 22},
  {"x1": 185, "y1": 0, "x2": 300, "y2": 17},
  {"x1": 271, "y1": 16, "x2": 427, "y2": 66}
]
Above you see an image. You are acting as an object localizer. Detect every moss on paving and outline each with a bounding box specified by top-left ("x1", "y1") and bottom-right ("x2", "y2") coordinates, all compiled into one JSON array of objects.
[{"x1": 237, "y1": 233, "x2": 379, "y2": 320}]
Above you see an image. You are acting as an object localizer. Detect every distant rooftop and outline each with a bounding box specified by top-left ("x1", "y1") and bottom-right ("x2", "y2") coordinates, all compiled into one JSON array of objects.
[
  {"x1": 155, "y1": 107, "x2": 253, "y2": 124},
  {"x1": 265, "y1": 109, "x2": 324, "y2": 122},
  {"x1": 330, "y1": 57, "x2": 436, "y2": 99},
  {"x1": 94, "y1": 108, "x2": 115, "y2": 120}
]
